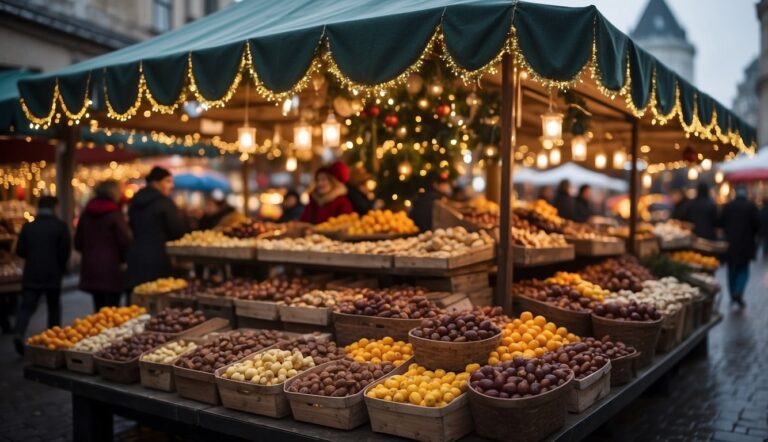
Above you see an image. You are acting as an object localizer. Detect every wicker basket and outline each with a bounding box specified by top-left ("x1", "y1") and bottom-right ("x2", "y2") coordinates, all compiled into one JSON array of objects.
[
  {"x1": 591, "y1": 314, "x2": 662, "y2": 369},
  {"x1": 609, "y1": 350, "x2": 639, "y2": 386},
  {"x1": 332, "y1": 312, "x2": 422, "y2": 345},
  {"x1": 514, "y1": 295, "x2": 593, "y2": 337},
  {"x1": 656, "y1": 308, "x2": 683, "y2": 354},
  {"x1": 467, "y1": 372, "x2": 574, "y2": 442},
  {"x1": 408, "y1": 330, "x2": 501, "y2": 372}
]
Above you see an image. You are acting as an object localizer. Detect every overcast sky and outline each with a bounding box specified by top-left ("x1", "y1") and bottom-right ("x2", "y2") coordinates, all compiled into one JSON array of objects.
[{"x1": 531, "y1": 0, "x2": 760, "y2": 106}]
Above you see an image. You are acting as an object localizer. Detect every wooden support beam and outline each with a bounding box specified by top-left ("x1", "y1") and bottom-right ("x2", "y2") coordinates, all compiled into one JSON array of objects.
[
  {"x1": 628, "y1": 120, "x2": 640, "y2": 255},
  {"x1": 56, "y1": 125, "x2": 77, "y2": 232},
  {"x1": 496, "y1": 54, "x2": 515, "y2": 314}
]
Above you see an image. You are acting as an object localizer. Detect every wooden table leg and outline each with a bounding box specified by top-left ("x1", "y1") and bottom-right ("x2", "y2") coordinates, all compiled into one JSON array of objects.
[{"x1": 72, "y1": 394, "x2": 113, "y2": 442}]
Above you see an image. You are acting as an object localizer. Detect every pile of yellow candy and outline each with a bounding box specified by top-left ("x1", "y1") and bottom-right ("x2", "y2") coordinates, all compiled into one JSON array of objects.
[
  {"x1": 366, "y1": 363, "x2": 473, "y2": 407},
  {"x1": 668, "y1": 250, "x2": 719, "y2": 270},
  {"x1": 344, "y1": 337, "x2": 413, "y2": 366},
  {"x1": 346, "y1": 210, "x2": 418, "y2": 235},
  {"x1": 315, "y1": 213, "x2": 359, "y2": 233},
  {"x1": 545, "y1": 272, "x2": 611, "y2": 301},
  {"x1": 27, "y1": 305, "x2": 146, "y2": 349},
  {"x1": 489, "y1": 311, "x2": 580, "y2": 363},
  {"x1": 133, "y1": 277, "x2": 188, "y2": 295}
]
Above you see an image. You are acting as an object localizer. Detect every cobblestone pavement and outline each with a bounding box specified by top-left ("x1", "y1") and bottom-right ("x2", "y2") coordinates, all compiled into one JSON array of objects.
[{"x1": 1, "y1": 260, "x2": 767, "y2": 441}]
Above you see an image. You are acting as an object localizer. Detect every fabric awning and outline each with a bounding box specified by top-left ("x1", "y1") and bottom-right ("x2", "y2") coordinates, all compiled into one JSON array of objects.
[
  {"x1": 15, "y1": 0, "x2": 755, "y2": 150},
  {"x1": 514, "y1": 163, "x2": 628, "y2": 192},
  {"x1": 0, "y1": 69, "x2": 36, "y2": 134}
]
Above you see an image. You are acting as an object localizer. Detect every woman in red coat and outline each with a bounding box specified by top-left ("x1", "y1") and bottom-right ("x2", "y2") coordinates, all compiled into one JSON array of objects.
[
  {"x1": 300, "y1": 162, "x2": 354, "y2": 224},
  {"x1": 75, "y1": 180, "x2": 132, "y2": 310}
]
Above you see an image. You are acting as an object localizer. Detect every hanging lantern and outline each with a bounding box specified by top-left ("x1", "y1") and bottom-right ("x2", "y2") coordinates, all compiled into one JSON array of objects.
[
  {"x1": 571, "y1": 135, "x2": 588, "y2": 161},
  {"x1": 549, "y1": 147, "x2": 561, "y2": 166},
  {"x1": 398, "y1": 160, "x2": 413, "y2": 177},
  {"x1": 687, "y1": 167, "x2": 699, "y2": 181},
  {"x1": 465, "y1": 92, "x2": 481, "y2": 107},
  {"x1": 321, "y1": 111, "x2": 341, "y2": 148},
  {"x1": 293, "y1": 121, "x2": 312, "y2": 152},
  {"x1": 406, "y1": 73, "x2": 424, "y2": 95},
  {"x1": 594, "y1": 152, "x2": 607, "y2": 169},
  {"x1": 285, "y1": 156, "x2": 298, "y2": 172},
  {"x1": 613, "y1": 150, "x2": 627, "y2": 169},
  {"x1": 701, "y1": 158, "x2": 712, "y2": 171},
  {"x1": 536, "y1": 151, "x2": 549, "y2": 169},
  {"x1": 642, "y1": 174, "x2": 652, "y2": 189},
  {"x1": 238, "y1": 126, "x2": 257, "y2": 154}
]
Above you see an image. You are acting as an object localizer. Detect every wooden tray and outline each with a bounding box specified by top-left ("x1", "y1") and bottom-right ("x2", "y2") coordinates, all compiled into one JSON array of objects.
[
  {"x1": 409, "y1": 330, "x2": 501, "y2": 372},
  {"x1": 64, "y1": 348, "x2": 98, "y2": 374},
  {"x1": 431, "y1": 200, "x2": 484, "y2": 232},
  {"x1": 363, "y1": 375, "x2": 473, "y2": 442},
  {"x1": 167, "y1": 245, "x2": 257, "y2": 260},
  {"x1": 278, "y1": 304, "x2": 331, "y2": 326},
  {"x1": 512, "y1": 244, "x2": 575, "y2": 267},
  {"x1": 658, "y1": 235, "x2": 693, "y2": 250},
  {"x1": 332, "y1": 312, "x2": 422, "y2": 345},
  {"x1": 332, "y1": 232, "x2": 414, "y2": 242},
  {"x1": 197, "y1": 294, "x2": 237, "y2": 325},
  {"x1": 258, "y1": 249, "x2": 393, "y2": 269},
  {"x1": 93, "y1": 355, "x2": 141, "y2": 384},
  {"x1": 394, "y1": 246, "x2": 495, "y2": 271},
  {"x1": 566, "y1": 237, "x2": 625, "y2": 256},
  {"x1": 633, "y1": 237, "x2": 660, "y2": 258},
  {"x1": 168, "y1": 293, "x2": 197, "y2": 309},
  {"x1": 284, "y1": 359, "x2": 411, "y2": 430},
  {"x1": 173, "y1": 363, "x2": 222, "y2": 405},
  {"x1": 139, "y1": 337, "x2": 206, "y2": 392},
  {"x1": 466, "y1": 287, "x2": 493, "y2": 307},
  {"x1": 233, "y1": 299, "x2": 280, "y2": 321},
  {"x1": 691, "y1": 237, "x2": 728, "y2": 254},
  {"x1": 417, "y1": 272, "x2": 488, "y2": 293},
  {"x1": 426, "y1": 292, "x2": 473, "y2": 313},
  {"x1": 26, "y1": 344, "x2": 64, "y2": 369},
  {"x1": 326, "y1": 276, "x2": 380, "y2": 290},
  {"x1": 131, "y1": 291, "x2": 172, "y2": 315},
  {"x1": 145, "y1": 317, "x2": 230, "y2": 339},
  {"x1": 566, "y1": 360, "x2": 611, "y2": 413},
  {"x1": 514, "y1": 295, "x2": 593, "y2": 337}
]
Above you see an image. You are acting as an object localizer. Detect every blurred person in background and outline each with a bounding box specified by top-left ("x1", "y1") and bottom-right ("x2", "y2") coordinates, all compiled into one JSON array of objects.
[
  {"x1": 410, "y1": 171, "x2": 452, "y2": 232},
  {"x1": 75, "y1": 180, "x2": 132, "y2": 311},
  {"x1": 760, "y1": 197, "x2": 768, "y2": 258},
  {"x1": 669, "y1": 188, "x2": 690, "y2": 221},
  {"x1": 13, "y1": 196, "x2": 71, "y2": 355},
  {"x1": 553, "y1": 179, "x2": 575, "y2": 220},
  {"x1": 719, "y1": 185, "x2": 760, "y2": 308},
  {"x1": 300, "y1": 163, "x2": 354, "y2": 224},
  {"x1": 346, "y1": 165, "x2": 374, "y2": 215},
  {"x1": 198, "y1": 190, "x2": 244, "y2": 230},
  {"x1": 573, "y1": 184, "x2": 593, "y2": 223},
  {"x1": 278, "y1": 189, "x2": 304, "y2": 223},
  {"x1": 537, "y1": 186, "x2": 554, "y2": 203},
  {"x1": 685, "y1": 182, "x2": 718, "y2": 240},
  {"x1": 126, "y1": 167, "x2": 185, "y2": 290}
]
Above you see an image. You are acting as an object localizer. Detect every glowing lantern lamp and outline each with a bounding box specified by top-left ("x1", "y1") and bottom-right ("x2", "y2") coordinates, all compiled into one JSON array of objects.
[
  {"x1": 541, "y1": 110, "x2": 563, "y2": 145},
  {"x1": 238, "y1": 126, "x2": 256, "y2": 154},
  {"x1": 549, "y1": 147, "x2": 561, "y2": 166},
  {"x1": 595, "y1": 152, "x2": 607, "y2": 169},
  {"x1": 322, "y1": 111, "x2": 341, "y2": 148},
  {"x1": 571, "y1": 135, "x2": 587, "y2": 161},
  {"x1": 293, "y1": 121, "x2": 312, "y2": 152},
  {"x1": 613, "y1": 151, "x2": 627, "y2": 170},
  {"x1": 536, "y1": 152, "x2": 548, "y2": 169}
]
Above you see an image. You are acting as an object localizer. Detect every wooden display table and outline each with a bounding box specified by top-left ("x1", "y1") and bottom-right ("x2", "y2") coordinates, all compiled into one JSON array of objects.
[{"x1": 24, "y1": 316, "x2": 720, "y2": 442}]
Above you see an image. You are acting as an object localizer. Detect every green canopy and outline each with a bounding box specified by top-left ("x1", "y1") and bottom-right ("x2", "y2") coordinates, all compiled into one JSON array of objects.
[
  {"x1": 16, "y1": 0, "x2": 756, "y2": 150},
  {"x1": 0, "y1": 69, "x2": 37, "y2": 134}
]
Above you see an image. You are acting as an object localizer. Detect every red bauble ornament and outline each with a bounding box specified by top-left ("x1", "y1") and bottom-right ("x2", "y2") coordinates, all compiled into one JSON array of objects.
[
  {"x1": 436, "y1": 103, "x2": 451, "y2": 118},
  {"x1": 367, "y1": 105, "x2": 381, "y2": 118},
  {"x1": 383, "y1": 114, "x2": 399, "y2": 127}
]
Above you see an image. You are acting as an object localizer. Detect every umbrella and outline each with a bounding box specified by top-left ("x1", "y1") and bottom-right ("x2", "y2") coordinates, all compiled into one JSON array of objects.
[{"x1": 173, "y1": 171, "x2": 231, "y2": 192}]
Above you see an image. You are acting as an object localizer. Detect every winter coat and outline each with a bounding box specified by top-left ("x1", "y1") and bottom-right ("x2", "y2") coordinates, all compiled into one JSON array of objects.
[
  {"x1": 299, "y1": 182, "x2": 353, "y2": 224},
  {"x1": 16, "y1": 209, "x2": 71, "y2": 290},
  {"x1": 278, "y1": 203, "x2": 305, "y2": 223},
  {"x1": 685, "y1": 196, "x2": 718, "y2": 240},
  {"x1": 671, "y1": 198, "x2": 690, "y2": 221},
  {"x1": 720, "y1": 196, "x2": 760, "y2": 267},
  {"x1": 572, "y1": 197, "x2": 593, "y2": 223},
  {"x1": 75, "y1": 198, "x2": 132, "y2": 293},
  {"x1": 410, "y1": 188, "x2": 444, "y2": 232},
  {"x1": 126, "y1": 186, "x2": 185, "y2": 288},
  {"x1": 553, "y1": 190, "x2": 575, "y2": 221},
  {"x1": 760, "y1": 204, "x2": 768, "y2": 239},
  {"x1": 347, "y1": 184, "x2": 374, "y2": 215}
]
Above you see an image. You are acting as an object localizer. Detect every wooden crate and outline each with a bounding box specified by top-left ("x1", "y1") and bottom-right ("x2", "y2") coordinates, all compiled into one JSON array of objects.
[
  {"x1": 168, "y1": 293, "x2": 197, "y2": 309},
  {"x1": 236, "y1": 316, "x2": 284, "y2": 331},
  {"x1": 282, "y1": 321, "x2": 334, "y2": 335},
  {"x1": 658, "y1": 235, "x2": 693, "y2": 250},
  {"x1": 278, "y1": 304, "x2": 331, "y2": 326},
  {"x1": 512, "y1": 244, "x2": 575, "y2": 267},
  {"x1": 364, "y1": 381, "x2": 473, "y2": 442},
  {"x1": 394, "y1": 246, "x2": 495, "y2": 271},
  {"x1": 138, "y1": 337, "x2": 206, "y2": 392},
  {"x1": 173, "y1": 364, "x2": 221, "y2": 404},
  {"x1": 64, "y1": 349, "x2": 97, "y2": 374},
  {"x1": 168, "y1": 245, "x2": 257, "y2": 260},
  {"x1": 93, "y1": 355, "x2": 140, "y2": 384},
  {"x1": 691, "y1": 237, "x2": 728, "y2": 254},
  {"x1": 197, "y1": 295, "x2": 237, "y2": 325},
  {"x1": 431, "y1": 200, "x2": 484, "y2": 232},
  {"x1": 26, "y1": 345, "x2": 64, "y2": 369},
  {"x1": 466, "y1": 287, "x2": 493, "y2": 307},
  {"x1": 132, "y1": 292, "x2": 172, "y2": 315},
  {"x1": 233, "y1": 299, "x2": 280, "y2": 321},
  {"x1": 566, "y1": 237, "x2": 626, "y2": 256},
  {"x1": 284, "y1": 359, "x2": 410, "y2": 430},
  {"x1": 426, "y1": 292, "x2": 473, "y2": 313},
  {"x1": 409, "y1": 330, "x2": 501, "y2": 372},
  {"x1": 333, "y1": 312, "x2": 422, "y2": 345},
  {"x1": 566, "y1": 361, "x2": 611, "y2": 413},
  {"x1": 326, "y1": 276, "x2": 380, "y2": 290},
  {"x1": 258, "y1": 249, "x2": 393, "y2": 269},
  {"x1": 214, "y1": 351, "x2": 295, "y2": 418},
  {"x1": 417, "y1": 272, "x2": 488, "y2": 294},
  {"x1": 514, "y1": 295, "x2": 593, "y2": 337},
  {"x1": 633, "y1": 237, "x2": 660, "y2": 258}
]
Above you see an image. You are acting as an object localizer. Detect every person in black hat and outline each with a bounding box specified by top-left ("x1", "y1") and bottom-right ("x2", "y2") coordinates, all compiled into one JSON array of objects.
[
  {"x1": 278, "y1": 189, "x2": 305, "y2": 222},
  {"x1": 13, "y1": 196, "x2": 71, "y2": 355},
  {"x1": 125, "y1": 167, "x2": 185, "y2": 291}
]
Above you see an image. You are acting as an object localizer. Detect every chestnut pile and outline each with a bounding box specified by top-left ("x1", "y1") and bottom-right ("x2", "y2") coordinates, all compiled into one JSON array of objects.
[
  {"x1": 473, "y1": 306, "x2": 511, "y2": 327},
  {"x1": 336, "y1": 287, "x2": 441, "y2": 319},
  {"x1": 174, "y1": 330, "x2": 283, "y2": 373},
  {"x1": 514, "y1": 280, "x2": 599, "y2": 312},
  {"x1": 96, "y1": 332, "x2": 169, "y2": 362},
  {"x1": 411, "y1": 311, "x2": 501, "y2": 342},
  {"x1": 542, "y1": 342, "x2": 609, "y2": 379},
  {"x1": 277, "y1": 337, "x2": 347, "y2": 365},
  {"x1": 470, "y1": 357, "x2": 572, "y2": 398},
  {"x1": 580, "y1": 336, "x2": 636, "y2": 360},
  {"x1": 206, "y1": 276, "x2": 316, "y2": 301},
  {"x1": 593, "y1": 301, "x2": 661, "y2": 322},
  {"x1": 579, "y1": 256, "x2": 654, "y2": 292},
  {"x1": 222, "y1": 220, "x2": 272, "y2": 239},
  {"x1": 287, "y1": 359, "x2": 396, "y2": 397},
  {"x1": 145, "y1": 307, "x2": 206, "y2": 333}
]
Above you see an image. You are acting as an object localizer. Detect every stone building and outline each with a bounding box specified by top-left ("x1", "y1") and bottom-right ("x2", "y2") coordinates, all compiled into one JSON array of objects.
[
  {"x1": 757, "y1": 1, "x2": 768, "y2": 146},
  {"x1": 732, "y1": 58, "x2": 759, "y2": 130},
  {"x1": 631, "y1": 0, "x2": 696, "y2": 83}
]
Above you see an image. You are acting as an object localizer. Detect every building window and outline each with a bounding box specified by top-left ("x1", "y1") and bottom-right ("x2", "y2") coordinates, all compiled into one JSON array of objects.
[
  {"x1": 204, "y1": 0, "x2": 218, "y2": 15},
  {"x1": 153, "y1": 0, "x2": 172, "y2": 33}
]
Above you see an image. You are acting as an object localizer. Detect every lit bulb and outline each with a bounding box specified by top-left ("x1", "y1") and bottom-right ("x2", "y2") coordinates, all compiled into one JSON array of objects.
[
  {"x1": 398, "y1": 161, "x2": 412, "y2": 176},
  {"x1": 687, "y1": 167, "x2": 699, "y2": 180},
  {"x1": 715, "y1": 170, "x2": 724, "y2": 183},
  {"x1": 642, "y1": 174, "x2": 652, "y2": 189},
  {"x1": 701, "y1": 158, "x2": 712, "y2": 171},
  {"x1": 417, "y1": 98, "x2": 429, "y2": 110},
  {"x1": 321, "y1": 112, "x2": 341, "y2": 148},
  {"x1": 613, "y1": 151, "x2": 626, "y2": 169},
  {"x1": 595, "y1": 152, "x2": 607, "y2": 169},
  {"x1": 238, "y1": 126, "x2": 256, "y2": 153},
  {"x1": 536, "y1": 152, "x2": 548, "y2": 169},
  {"x1": 571, "y1": 135, "x2": 587, "y2": 161},
  {"x1": 549, "y1": 147, "x2": 561, "y2": 165},
  {"x1": 719, "y1": 182, "x2": 730, "y2": 197},
  {"x1": 293, "y1": 122, "x2": 312, "y2": 151},
  {"x1": 428, "y1": 82, "x2": 444, "y2": 97},
  {"x1": 541, "y1": 111, "x2": 563, "y2": 142},
  {"x1": 281, "y1": 98, "x2": 293, "y2": 116},
  {"x1": 286, "y1": 156, "x2": 297, "y2": 172}
]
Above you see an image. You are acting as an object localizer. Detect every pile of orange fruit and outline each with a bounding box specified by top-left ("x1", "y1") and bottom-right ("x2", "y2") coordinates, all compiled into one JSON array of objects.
[
  {"x1": 26, "y1": 305, "x2": 146, "y2": 349},
  {"x1": 668, "y1": 250, "x2": 719, "y2": 271},
  {"x1": 366, "y1": 363, "x2": 473, "y2": 407},
  {"x1": 344, "y1": 336, "x2": 413, "y2": 366},
  {"x1": 488, "y1": 311, "x2": 580, "y2": 363}
]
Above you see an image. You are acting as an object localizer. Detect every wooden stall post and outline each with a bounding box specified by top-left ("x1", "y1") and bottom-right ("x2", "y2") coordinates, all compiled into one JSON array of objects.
[
  {"x1": 628, "y1": 120, "x2": 639, "y2": 255},
  {"x1": 496, "y1": 54, "x2": 516, "y2": 314},
  {"x1": 241, "y1": 159, "x2": 250, "y2": 216},
  {"x1": 56, "y1": 125, "x2": 77, "y2": 232},
  {"x1": 486, "y1": 160, "x2": 500, "y2": 203}
]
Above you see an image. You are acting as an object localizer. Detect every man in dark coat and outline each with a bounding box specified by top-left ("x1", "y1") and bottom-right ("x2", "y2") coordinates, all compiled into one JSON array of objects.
[
  {"x1": 410, "y1": 171, "x2": 451, "y2": 232},
  {"x1": 553, "y1": 179, "x2": 575, "y2": 220},
  {"x1": 760, "y1": 198, "x2": 768, "y2": 257},
  {"x1": 126, "y1": 167, "x2": 185, "y2": 290},
  {"x1": 278, "y1": 189, "x2": 305, "y2": 223},
  {"x1": 75, "y1": 180, "x2": 132, "y2": 311},
  {"x1": 685, "y1": 182, "x2": 718, "y2": 240},
  {"x1": 13, "y1": 196, "x2": 71, "y2": 355},
  {"x1": 573, "y1": 184, "x2": 593, "y2": 223},
  {"x1": 719, "y1": 186, "x2": 760, "y2": 307}
]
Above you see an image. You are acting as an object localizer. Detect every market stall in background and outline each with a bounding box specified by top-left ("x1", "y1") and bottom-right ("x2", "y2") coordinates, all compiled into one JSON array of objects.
[{"x1": 3, "y1": 0, "x2": 760, "y2": 441}]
